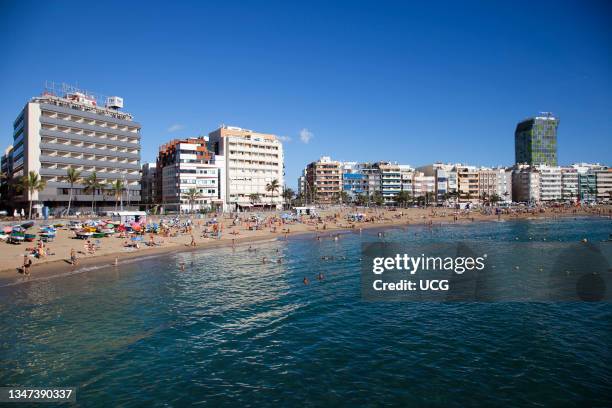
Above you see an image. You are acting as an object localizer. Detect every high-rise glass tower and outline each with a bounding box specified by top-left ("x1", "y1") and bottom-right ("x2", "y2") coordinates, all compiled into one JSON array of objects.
[{"x1": 514, "y1": 113, "x2": 559, "y2": 166}]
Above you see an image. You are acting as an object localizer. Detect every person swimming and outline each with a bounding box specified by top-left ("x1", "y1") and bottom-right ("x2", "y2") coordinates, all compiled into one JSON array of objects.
[
  {"x1": 262, "y1": 257, "x2": 267, "y2": 264},
  {"x1": 179, "y1": 262, "x2": 185, "y2": 271},
  {"x1": 317, "y1": 272, "x2": 324, "y2": 281},
  {"x1": 303, "y1": 277, "x2": 310, "y2": 285}
]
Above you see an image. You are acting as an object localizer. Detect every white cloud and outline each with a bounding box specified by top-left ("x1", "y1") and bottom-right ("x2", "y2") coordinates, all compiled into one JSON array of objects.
[
  {"x1": 167, "y1": 124, "x2": 184, "y2": 133},
  {"x1": 299, "y1": 128, "x2": 313, "y2": 144},
  {"x1": 277, "y1": 135, "x2": 292, "y2": 142}
]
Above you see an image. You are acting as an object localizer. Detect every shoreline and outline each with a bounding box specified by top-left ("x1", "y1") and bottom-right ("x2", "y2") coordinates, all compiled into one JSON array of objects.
[{"x1": 1, "y1": 211, "x2": 608, "y2": 288}]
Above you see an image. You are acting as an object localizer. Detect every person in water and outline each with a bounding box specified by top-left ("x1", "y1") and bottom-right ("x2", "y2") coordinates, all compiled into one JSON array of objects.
[
  {"x1": 179, "y1": 262, "x2": 185, "y2": 271},
  {"x1": 22, "y1": 255, "x2": 32, "y2": 275},
  {"x1": 303, "y1": 277, "x2": 310, "y2": 285},
  {"x1": 317, "y1": 272, "x2": 324, "y2": 281}
]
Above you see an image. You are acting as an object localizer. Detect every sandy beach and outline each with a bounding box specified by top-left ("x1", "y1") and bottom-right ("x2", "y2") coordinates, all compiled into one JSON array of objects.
[{"x1": 1, "y1": 205, "x2": 609, "y2": 287}]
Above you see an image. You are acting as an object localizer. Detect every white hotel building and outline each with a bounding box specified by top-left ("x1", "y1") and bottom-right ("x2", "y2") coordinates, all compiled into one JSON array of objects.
[
  {"x1": 5, "y1": 86, "x2": 141, "y2": 215},
  {"x1": 208, "y1": 125, "x2": 284, "y2": 211}
]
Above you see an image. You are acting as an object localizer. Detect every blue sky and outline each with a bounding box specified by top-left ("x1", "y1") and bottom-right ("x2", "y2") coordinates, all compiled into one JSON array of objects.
[{"x1": 0, "y1": 0, "x2": 610, "y2": 188}]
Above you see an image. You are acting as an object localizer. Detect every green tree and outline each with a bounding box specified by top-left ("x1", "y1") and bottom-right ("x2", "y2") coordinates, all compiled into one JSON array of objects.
[
  {"x1": 282, "y1": 187, "x2": 295, "y2": 209},
  {"x1": 266, "y1": 179, "x2": 281, "y2": 207},
  {"x1": 395, "y1": 191, "x2": 412, "y2": 207},
  {"x1": 83, "y1": 172, "x2": 103, "y2": 215},
  {"x1": 372, "y1": 191, "x2": 385, "y2": 206},
  {"x1": 356, "y1": 193, "x2": 368, "y2": 206},
  {"x1": 65, "y1": 167, "x2": 81, "y2": 216},
  {"x1": 184, "y1": 188, "x2": 202, "y2": 213},
  {"x1": 20, "y1": 171, "x2": 47, "y2": 219},
  {"x1": 108, "y1": 179, "x2": 125, "y2": 211}
]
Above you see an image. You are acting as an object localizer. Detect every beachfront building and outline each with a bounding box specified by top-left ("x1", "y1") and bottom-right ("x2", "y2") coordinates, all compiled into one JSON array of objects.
[
  {"x1": 412, "y1": 171, "x2": 436, "y2": 201},
  {"x1": 561, "y1": 167, "x2": 579, "y2": 201},
  {"x1": 155, "y1": 137, "x2": 224, "y2": 213},
  {"x1": 456, "y1": 165, "x2": 480, "y2": 203},
  {"x1": 596, "y1": 168, "x2": 612, "y2": 202},
  {"x1": 379, "y1": 162, "x2": 402, "y2": 205},
  {"x1": 342, "y1": 162, "x2": 369, "y2": 201},
  {"x1": 399, "y1": 165, "x2": 415, "y2": 199},
  {"x1": 4, "y1": 84, "x2": 141, "y2": 215},
  {"x1": 515, "y1": 112, "x2": 559, "y2": 166},
  {"x1": 140, "y1": 162, "x2": 157, "y2": 208},
  {"x1": 535, "y1": 165, "x2": 562, "y2": 202},
  {"x1": 304, "y1": 156, "x2": 342, "y2": 204},
  {"x1": 417, "y1": 163, "x2": 460, "y2": 203},
  {"x1": 297, "y1": 168, "x2": 307, "y2": 199},
  {"x1": 478, "y1": 168, "x2": 500, "y2": 202},
  {"x1": 0, "y1": 146, "x2": 14, "y2": 204},
  {"x1": 512, "y1": 165, "x2": 540, "y2": 203},
  {"x1": 578, "y1": 172, "x2": 597, "y2": 203},
  {"x1": 208, "y1": 125, "x2": 284, "y2": 211},
  {"x1": 359, "y1": 162, "x2": 382, "y2": 200}
]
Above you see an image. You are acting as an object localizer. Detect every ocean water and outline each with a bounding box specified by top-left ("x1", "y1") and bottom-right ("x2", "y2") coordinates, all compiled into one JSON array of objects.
[{"x1": 0, "y1": 217, "x2": 611, "y2": 407}]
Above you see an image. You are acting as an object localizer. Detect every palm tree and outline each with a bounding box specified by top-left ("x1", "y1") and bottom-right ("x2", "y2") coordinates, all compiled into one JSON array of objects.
[
  {"x1": 65, "y1": 167, "x2": 81, "y2": 216},
  {"x1": 372, "y1": 191, "x2": 385, "y2": 206},
  {"x1": 108, "y1": 179, "x2": 125, "y2": 211},
  {"x1": 184, "y1": 188, "x2": 203, "y2": 213},
  {"x1": 395, "y1": 191, "x2": 412, "y2": 208},
  {"x1": 249, "y1": 193, "x2": 261, "y2": 206},
  {"x1": 356, "y1": 193, "x2": 368, "y2": 206},
  {"x1": 266, "y1": 179, "x2": 281, "y2": 208},
  {"x1": 20, "y1": 171, "x2": 47, "y2": 219},
  {"x1": 282, "y1": 187, "x2": 295, "y2": 209},
  {"x1": 83, "y1": 172, "x2": 103, "y2": 215}
]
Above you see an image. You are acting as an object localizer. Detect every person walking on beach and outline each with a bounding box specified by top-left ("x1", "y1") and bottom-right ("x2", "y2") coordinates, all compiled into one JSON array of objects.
[
  {"x1": 190, "y1": 234, "x2": 197, "y2": 247},
  {"x1": 22, "y1": 255, "x2": 32, "y2": 275},
  {"x1": 70, "y1": 248, "x2": 78, "y2": 266}
]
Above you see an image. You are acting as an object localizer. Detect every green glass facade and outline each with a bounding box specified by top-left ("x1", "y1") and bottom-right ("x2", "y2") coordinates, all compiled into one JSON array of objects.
[{"x1": 515, "y1": 114, "x2": 559, "y2": 166}]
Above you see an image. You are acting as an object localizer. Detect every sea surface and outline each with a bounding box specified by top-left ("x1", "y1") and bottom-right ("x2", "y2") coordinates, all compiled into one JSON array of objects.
[{"x1": 1, "y1": 217, "x2": 611, "y2": 407}]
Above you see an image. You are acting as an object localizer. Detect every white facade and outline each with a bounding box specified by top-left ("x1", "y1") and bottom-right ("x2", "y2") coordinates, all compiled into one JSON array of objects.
[
  {"x1": 209, "y1": 126, "x2": 284, "y2": 211},
  {"x1": 535, "y1": 165, "x2": 562, "y2": 201},
  {"x1": 159, "y1": 140, "x2": 225, "y2": 212}
]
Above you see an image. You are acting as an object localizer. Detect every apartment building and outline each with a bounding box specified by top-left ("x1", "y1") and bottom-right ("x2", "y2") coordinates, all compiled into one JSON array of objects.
[
  {"x1": 561, "y1": 167, "x2": 579, "y2": 201},
  {"x1": 304, "y1": 156, "x2": 342, "y2": 203},
  {"x1": 378, "y1": 163, "x2": 402, "y2": 204},
  {"x1": 536, "y1": 165, "x2": 562, "y2": 201},
  {"x1": 412, "y1": 171, "x2": 435, "y2": 199},
  {"x1": 456, "y1": 165, "x2": 480, "y2": 202},
  {"x1": 512, "y1": 165, "x2": 540, "y2": 203},
  {"x1": 342, "y1": 162, "x2": 368, "y2": 200},
  {"x1": 209, "y1": 125, "x2": 284, "y2": 211},
  {"x1": 140, "y1": 162, "x2": 157, "y2": 207},
  {"x1": 155, "y1": 137, "x2": 224, "y2": 212},
  {"x1": 417, "y1": 163, "x2": 458, "y2": 202},
  {"x1": 5, "y1": 85, "x2": 141, "y2": 215},
  {"x1": 399, "y1": 165, "x2": 415, "y2": 197},
  {"x1": 596, "y1": 168, "x2": 612, "y2": 201}
]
